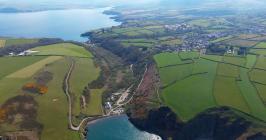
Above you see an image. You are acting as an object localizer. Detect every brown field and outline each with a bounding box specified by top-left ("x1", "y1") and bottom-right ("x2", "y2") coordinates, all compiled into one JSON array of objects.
[{"x1": 0, "y1": 39, "x2": 6, "y2": 48}]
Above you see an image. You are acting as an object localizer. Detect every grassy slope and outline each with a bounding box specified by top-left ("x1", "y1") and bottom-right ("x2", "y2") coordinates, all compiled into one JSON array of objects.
[
  {"x1": 254, "y1": 42, "x2": 266, "y2": 49},
  {"x1": 156, "y1": 53, "x2": 266, "y2": 122},
  {"x1": 32, "y1": 43, "x2": 92, "y2": 58},
  {"x1": 159, "y1": 64, "x2": 193, "y2": 87},
  {"x1": 0, "y1": 56, "x2": 47, "y2": 79},
  {"x1": 246, "y1": 55, "x2": 257, "y2": 69},
  {"x1": 69, "y1": 58, "x2": 100, "y2": 117},
  {"x1": 254, "y1": 56, "x2": 266, "y2": 70},
  {"x1": 5, "y1": 38, "x2": 39, "y2": 46},
  {"x1": 162, "y1": 59, "x2": 217, "y2": 121},
  {"x1": 36, "y1": 58, "x2": 80, "y2": 140},
  {"x1": 217, "y1": 63, "x2": 239, "y2": 78},
  {"x1": 84, "y1": 89, "x2": 104, "y2": 115},
  {"x1": 7, "y1": 56, "x2": 62, "y2": 78},
  {"x1": 238, "y1": 68, "x2": 266, "y2": 121},
  {"x1": 154, "y1": 52, "x2": 192, "y2": 68},
  {"x1": 250, "y1": 49, "x2": 266, "y2": 55},
  {"x1": 213, "y1": 76, "x2": 250, "y2": 113}
]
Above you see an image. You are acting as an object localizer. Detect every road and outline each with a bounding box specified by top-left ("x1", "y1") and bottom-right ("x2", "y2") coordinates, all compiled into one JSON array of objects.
[
  {"x1": 107, "y1": 65, "x2": 148, "y2": 115},
  {"x1": 63, "y1": 58, "x2": 93, "y2": 131}
]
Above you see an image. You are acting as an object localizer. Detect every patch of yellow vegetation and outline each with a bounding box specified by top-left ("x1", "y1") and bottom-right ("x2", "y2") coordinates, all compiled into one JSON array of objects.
[
  {"x1": 0, "y1": 39, "x2": 6, "y2": 48},
  {"x1": 7, "y1": 56, "x2": 62, "y2": 78}
]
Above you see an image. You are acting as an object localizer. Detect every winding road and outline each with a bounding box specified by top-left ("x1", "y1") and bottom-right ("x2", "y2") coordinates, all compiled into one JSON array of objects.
[
  {"x1": 64, "y1": 57, "x2": 148, "y2": 130},
  {"x1": 63, "y1": 58, "x2": 93, "y2": 131}
]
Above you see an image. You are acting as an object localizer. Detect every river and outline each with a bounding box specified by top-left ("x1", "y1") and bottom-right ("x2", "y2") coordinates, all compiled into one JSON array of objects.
[{"x1": 0, "y1": 8, "x2": 120, "y2": 41}]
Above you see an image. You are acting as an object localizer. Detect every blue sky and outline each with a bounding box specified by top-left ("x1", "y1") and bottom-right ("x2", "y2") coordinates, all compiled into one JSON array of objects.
[{"x1": 0, "y1": 0, "x2": 265, "y2": 10}]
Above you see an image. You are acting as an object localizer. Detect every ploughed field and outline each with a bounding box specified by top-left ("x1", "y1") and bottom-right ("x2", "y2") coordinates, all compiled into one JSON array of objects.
[
  {"x1": 0, "y1": 42, "x2": 101, "y2": 140},
  {"x1": 154, "y1": 52, "x2": 266, "y2": 122}
]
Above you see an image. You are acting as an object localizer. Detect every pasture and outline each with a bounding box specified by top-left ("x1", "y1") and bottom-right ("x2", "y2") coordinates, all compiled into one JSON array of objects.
[
  {"x1": 159, "y1": 64, "x2": 193, "y2": 87},
  {"x1": 254, "y1": 56, "x2": 266, "y2": 70},
  {"x1": 210, "y1": 36, "x2": 232, "y2": 43},
  {"x1": 35, "y1": 58, "x2": 80, "y2": 140},
  {"x1": 0, "y1": 56, "x2": 47, "y2": 79},
  {"x1": 69, "y1": 58, "x2": 100, "y2": 117},
  {"x1": 7, "y1": 56, "x2": 62, "y2": 78},
  {"x1": 224, "y1": 39, "x2": 258, "y2": 47},
  {"x1": 155, "y1": 52, "x2": 266, "y2": 122},
  {"x1": 160, "y1": 38, "x2": 182, "y2": 46},
  {"x1": 0, "y1": 42, "x2": 100, "y2": 139},
  {"x1": 154, "y1": 52, "x2": 193, "y2": 68},
  {"x1": 213, "y1": 76, "x2": 250, "y2": 113},
  {"x1": 5, "y1": 38, "x2": 39, "y2": 46},
  {"x1": 250, "y1": 49, "x2": 266, "y2": 56},
  {"x1": 254, "y1": 42, "x2": 266, "y2": 49},
  {"x1": 84, "y1": 89, "x2": 104, "y2": 116},
  {"x1": 32, "y1": 43, "x2": 92, "y2": 58}
]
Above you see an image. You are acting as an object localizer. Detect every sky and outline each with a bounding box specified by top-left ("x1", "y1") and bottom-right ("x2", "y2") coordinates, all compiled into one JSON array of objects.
[{"x1": 0, "y1": 0, "x2": 266, "y2": 11}]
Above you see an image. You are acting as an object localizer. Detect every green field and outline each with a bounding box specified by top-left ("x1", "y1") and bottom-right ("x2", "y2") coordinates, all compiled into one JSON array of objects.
[
  {"x1": 69, "y1": 58, "x2": 100, "y2": 117},
  {"x1": 238, "y1": 68, "x2": 266, "y2": 121},
  {"x1": 225, "y1": 39, "x2": 258, "y2": 47},
  {"x1": 84, "y1": 89, "x2": 104, "y2": 116},
  {"x1": 179, "y1": 51, "x2": 200, "y2": 60},
  {"x1": 0, "y1": 44, "x2": 99, "y2": 139},
  {"x1": 202, "y1": 54, "x2": 222, "y2": 62},
  {"x1": 162, "y1": 59, "x2": 217, "y2": 121},
  {"x1": 246, "y1": 55, "x2": 257, "y2": 68},
  {"x1": 188, "y1": 19, "x2": 211, "y2": 27},
  {"x1": 211, "y1": 36, "x2": 233, "y2": 43},
  {"x1": 159, "y1": 64, "x2": 193, "y2": 87},
  {"x1": 254, "y1": 42, "x2": 266, "y2": 49},
  {"x1": 7, "y1": 56, "x2": 62, "y2": 78},
  {"x1": 255, "y1": 84, "x2": 266, "y2": 103},
  {"x1": 156, "y1": 52, "x2": 266, "y2": 122},
  {"x1": 5, "y1": 38, "x2": 39, "y2": 46},
  {"x1": 213, "y1": 76, "x2": 250, "y2": 113},
  {"x1": 35, "y1": 58, "x2": 79, "y2": 140},
  {"x1": 250, "y1": 49, "x2": 266, "y2": 55},
  {"x1": 0, "y1": 56, "x2": 47, "y2": 79},
  {"x1": 217, "y1": 63, "x2": 239, "y2": 78},
  {"x1": 32, "y1": 43, "x2": 92, "y2": 58},
  {"x1": 250, "y1": 69, "x2": 266, "y2": 84},
  {"x1": 223, "y1": 56, "x2": 246, "y2": 66},
  {"x1": 254, "y1": 56, "x2": 266, "y2": 70},
  {"x1": 160, "y1": 38, "x2": 182, "y2": 46},
  {"x1": 154, "y1": 52, "x2": 193, "y2": 68}
]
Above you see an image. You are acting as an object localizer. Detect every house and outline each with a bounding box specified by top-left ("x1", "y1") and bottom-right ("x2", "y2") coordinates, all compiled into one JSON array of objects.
[{"x1": 105, "y1": 102, "x2": 112, "y2": 110}]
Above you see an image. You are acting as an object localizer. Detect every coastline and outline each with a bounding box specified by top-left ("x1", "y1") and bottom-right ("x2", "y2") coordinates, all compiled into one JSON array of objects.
[{"x1": 85, "y1": 114, "x2": 162, "y2": 140}]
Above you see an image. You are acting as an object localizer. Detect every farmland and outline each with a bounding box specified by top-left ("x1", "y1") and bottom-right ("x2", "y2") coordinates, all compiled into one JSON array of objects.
[
  {"x1": 69, "y1": 57, "x2": 100, "y2": 118},
  {"x1": 32, "y1": 43, "x2": 92, "y2": 58},
  {"x1": 5, "y1": 38, "x2": 39, "y2": 46},
  {"x1": 155, "y1": 52, "x2": 266, "y2": 122},
  {"x1": 254, "y1": 42, "x2": 266, "y2": 49},
  {"x1": 0, "y1": 42, "x2": 101, "y2": 140},
  {"x1": 0, "y1": 39, "x2": 6, "y2": 48}
]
